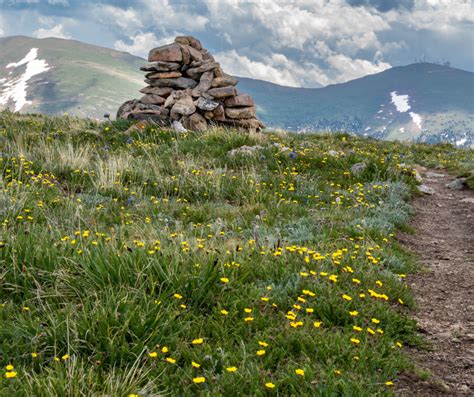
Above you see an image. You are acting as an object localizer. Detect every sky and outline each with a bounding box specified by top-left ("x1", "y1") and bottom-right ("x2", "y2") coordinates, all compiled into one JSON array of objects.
[{"x1": 0, "y1": 0, "x2": 473, "y2": 88}]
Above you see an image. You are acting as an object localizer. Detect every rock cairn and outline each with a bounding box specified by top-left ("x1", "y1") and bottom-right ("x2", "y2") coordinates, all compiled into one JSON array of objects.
[{"x1": 117, "y1": 36, "x2": 264, "y2": 133}]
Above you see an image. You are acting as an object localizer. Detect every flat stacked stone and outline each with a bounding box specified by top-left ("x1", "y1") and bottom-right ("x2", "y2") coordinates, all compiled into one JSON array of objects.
[{"x1": 117, "y1": 36, "x2": 265, "y2": 133}]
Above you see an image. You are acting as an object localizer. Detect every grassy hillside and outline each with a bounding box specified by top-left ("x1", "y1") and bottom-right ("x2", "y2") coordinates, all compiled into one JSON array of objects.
[
  {"x1": 238, "y1": 63, "x2": 474, "y2": 145},
  {"x1": 0, "y1": 36, "x2": 143, "y2": 117},
  {"x1": 1, "y1": 111, "x2": 473, "y2": 395},
  {"x1": 1, "y1": 36, "x2": 473, "y2": 146}
]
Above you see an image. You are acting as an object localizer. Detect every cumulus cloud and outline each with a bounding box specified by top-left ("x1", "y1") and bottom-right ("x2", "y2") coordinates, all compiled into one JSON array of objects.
[
  {"x1": 206, "y1": 0, "x2": 394, "y2": 85},
  {"x1": 94, "y1": 0, "x2": 208, "y2": 36},
  {"x1": 141, "y1": 0, "x2": 208, "y2": 31},
  {"x1": 216, "y1": 49, "x2": 329, "y2": 87},
  {"x1": 1, "y1": 0, "x2": 473, "y2": 87},
  {"x1": 397, "y1": 0, "x2": 474, "y2": 31},
  {"x1": 217, "y1": 48, "x2": 390, "y2": 87},
  {"x1": 204, "y1": 0, "x2": 391, "y2": 51},
  {"x1": 33, "y1": 23, "x2": 71, "y2": 39},
  {"x1": 114, "y1": 32, "x2": 178, "y2": 58},
  {"x1": 347, "y1": 0, "x2": 415, "y2": 12},
  {"x1": 93, "y1": 5, "x2": 144, "y2": 35},
  {"x1": 326, "y1": 53, "x2": 391, "y2": 82}
]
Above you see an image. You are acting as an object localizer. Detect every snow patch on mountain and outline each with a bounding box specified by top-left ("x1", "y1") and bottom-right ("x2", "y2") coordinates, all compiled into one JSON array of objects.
[
  {"x1": 0, "y1": 48, "x2": 50, "y2": 111},
  {"x1": 390, "y1": 91, "x2": 411, "y2": 112},
  {"x1": 409, "y1": 112, "x2": 422, "y2": 129},
  {"x1": 456, "y1": 135, "x2": 467, "y2": 146},
  {"x1": 390, "y1": 91, "x2": 422, "y2": 130}
]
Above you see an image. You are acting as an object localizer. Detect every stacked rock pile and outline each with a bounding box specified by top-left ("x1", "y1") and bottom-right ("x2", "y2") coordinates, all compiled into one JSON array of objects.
[{"x1": 117, "y1": 36, "x2": 264, "y2": 132}]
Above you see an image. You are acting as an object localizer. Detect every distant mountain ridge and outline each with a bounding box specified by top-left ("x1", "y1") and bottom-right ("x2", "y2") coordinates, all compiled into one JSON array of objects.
[
  {"x1": 237, "y1": 63, "x2": 474, "y2": 146},
  {"x1": 1, "y1": 36, "x2": 473, "y2": 146}
]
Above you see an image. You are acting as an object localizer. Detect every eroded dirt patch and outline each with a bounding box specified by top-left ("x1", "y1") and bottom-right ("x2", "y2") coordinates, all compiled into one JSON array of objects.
[{"x1": 397, "y1": 171, "x2": 474, "y2": 396}]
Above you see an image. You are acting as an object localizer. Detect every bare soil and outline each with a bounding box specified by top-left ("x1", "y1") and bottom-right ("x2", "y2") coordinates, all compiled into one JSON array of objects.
[{"x1": 397, "y1": 171, "x2": 474, "y2": 396}]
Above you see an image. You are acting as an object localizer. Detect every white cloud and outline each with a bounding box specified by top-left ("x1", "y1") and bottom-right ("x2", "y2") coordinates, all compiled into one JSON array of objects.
[
  {"x1": 33, "y1": 23, "x2": 71, "y2": 39},
  {"x1": 202, "y1": 0, "x2": 394, "y2": 85},
  {"x1": 94, "y1": 5, "x2": 144, "y2": 35},
  {"x1": 114, "y1": 32, "x2": 178, "y2": 58},
  {"x1": 140, "y1": 0, "x2": 208, "y2": 31},
  {"x1": 204, "y1": 0, "x2": 390, "y2": 51},
  {"x1": 216, "y1": 47, "x2": 391, "y2": 87},
  {"x1": 335, "y1": 32, "x2": 380, "y2": 56},
  {"x1": 5, "y1": 0, "x2": 472, "y2": 87},
  {"x1": 326, "y1": 53, "x2": 391, "y2": 83},
  {"x1": 387, "y1": 0, "x2": 474, "y2": 30},
  {"x1": 94, "y1": 0, "x2": 208, "y2": 37},
  {"x1": 216, "y1": 49, "x2": 329, "y2": 87}
]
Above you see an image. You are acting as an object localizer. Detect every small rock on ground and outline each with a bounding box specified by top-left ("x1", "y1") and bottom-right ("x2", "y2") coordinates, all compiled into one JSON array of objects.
[
  {"x1": 446, "y1": 178, "x2": 467, "y2": 190},
  {"x1": 417, "y1": 185, "x2": 435, "y2": 195}
]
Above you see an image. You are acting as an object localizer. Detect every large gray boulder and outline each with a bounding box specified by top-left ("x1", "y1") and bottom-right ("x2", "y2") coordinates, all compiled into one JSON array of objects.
[{"x1": 148, "y1": 44, "x2": 183, "y2": 62}]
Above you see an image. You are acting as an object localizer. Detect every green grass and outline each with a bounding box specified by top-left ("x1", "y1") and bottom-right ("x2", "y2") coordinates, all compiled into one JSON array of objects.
[{"x1": 0, "y1": 111, "x2": 473, "y2": 396}]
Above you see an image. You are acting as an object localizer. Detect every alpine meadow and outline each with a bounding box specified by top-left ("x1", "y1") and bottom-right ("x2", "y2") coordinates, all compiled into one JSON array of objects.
[
  {"x1": 1, "y1": 111, "x2": 473, "y2": 395},
  {"x1": 1, "y1": 1, "x2": 474, "y2": 396}
]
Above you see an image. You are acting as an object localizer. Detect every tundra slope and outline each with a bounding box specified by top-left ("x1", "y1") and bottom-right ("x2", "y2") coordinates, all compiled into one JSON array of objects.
[
  {"x1": 1, "y1": 36, "x2": 473, "y2": 145},
  {"x1": 1, "y1": 111, "x2": 473, "y2": 395}
]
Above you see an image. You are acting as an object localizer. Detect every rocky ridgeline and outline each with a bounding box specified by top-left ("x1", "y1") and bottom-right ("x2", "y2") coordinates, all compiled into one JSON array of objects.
[{"x1": 117, "y1": 36, "x2": 264, "y2": 132}]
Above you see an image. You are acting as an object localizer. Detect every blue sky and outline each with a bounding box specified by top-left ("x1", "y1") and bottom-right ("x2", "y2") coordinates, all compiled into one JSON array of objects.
[{"x1": 1, "y1": 0, "x2": 473, "y2": 87}]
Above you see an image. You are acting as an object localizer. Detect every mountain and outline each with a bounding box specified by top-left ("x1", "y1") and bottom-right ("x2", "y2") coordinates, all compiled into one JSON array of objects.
[
  {"x1": 0, "y1": 35, "x2": 143, "y2": 117},
  {"x1": 237, "y1": 64, "x2": 474, "y2": 146},
  {"x1": 1, "y1": 35, "x2": 473, "y2": 146}
]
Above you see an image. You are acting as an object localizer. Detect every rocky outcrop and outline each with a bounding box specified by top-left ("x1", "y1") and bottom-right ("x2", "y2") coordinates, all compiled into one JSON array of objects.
[{"x1": 117, "y1": 36, "x2": 264, "y2": 133}]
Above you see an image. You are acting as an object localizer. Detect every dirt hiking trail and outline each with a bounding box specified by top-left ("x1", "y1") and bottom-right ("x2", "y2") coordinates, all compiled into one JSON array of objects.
[{"x1": 397, "y1": 170, "x2": 474, "y2": 396}]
